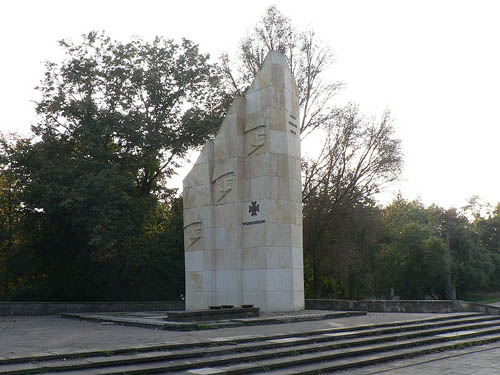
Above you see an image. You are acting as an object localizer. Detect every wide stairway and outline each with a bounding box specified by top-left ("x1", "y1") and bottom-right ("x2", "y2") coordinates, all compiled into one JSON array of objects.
[{"x1": 3, "y1": 313, "x2": 500, "y2": 375}]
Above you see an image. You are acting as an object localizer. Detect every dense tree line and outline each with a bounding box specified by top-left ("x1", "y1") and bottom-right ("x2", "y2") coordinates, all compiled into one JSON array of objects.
[
  {"x1": 308, "y1": 195, "x2": 500, "y2": 301},
  {"x1": 1, "y1": 8, "x2": 499, "y2": 302}
]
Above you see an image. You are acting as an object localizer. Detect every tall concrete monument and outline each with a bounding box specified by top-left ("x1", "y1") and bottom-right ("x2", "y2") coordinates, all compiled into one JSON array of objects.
[{"x1": 183, "y1": 51, "x2": 304, "y2": 312}]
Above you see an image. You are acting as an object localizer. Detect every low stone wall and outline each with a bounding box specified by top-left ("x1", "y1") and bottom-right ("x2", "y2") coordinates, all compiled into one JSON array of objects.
[
  {"x1": 167, "y1": 307, "x2": 260, "y2": 322},
  {"x1": 305, "y1": 299, "x2": 500, "y2": 315},
  {"x1": 0, "y1": 301, "x2": 185, "y2": 316},
  {"x1": 5, "y1": 299, "x2": 498, "y2": 316}
]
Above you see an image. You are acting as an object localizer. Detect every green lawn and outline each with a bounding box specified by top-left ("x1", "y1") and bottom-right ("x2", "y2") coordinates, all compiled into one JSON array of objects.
[{"x1": 462, "y1": 292, "x2": 500, "y2": 305}]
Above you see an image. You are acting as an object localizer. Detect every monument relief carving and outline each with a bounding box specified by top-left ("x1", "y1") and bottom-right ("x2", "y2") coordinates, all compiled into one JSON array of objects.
[
  {"x1": 214, "y1": 172, "x2": 235, "y2": 203},
  {"x1": 246, "y1": 124, "x2": 266, "y2": 156},
  {"x1": 185, "y1": 221, "x2": 202, "y2": 250}
]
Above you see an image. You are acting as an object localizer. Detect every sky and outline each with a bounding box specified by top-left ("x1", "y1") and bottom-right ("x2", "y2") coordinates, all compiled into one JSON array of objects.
[{"x1": 1, "y1": 0, "x2": 499, "y2": 209}]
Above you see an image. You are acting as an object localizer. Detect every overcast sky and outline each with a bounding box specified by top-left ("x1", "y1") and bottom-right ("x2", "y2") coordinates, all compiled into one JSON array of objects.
[{"x1": 1, "y1": 0, "x2": 499, "y2": 209}]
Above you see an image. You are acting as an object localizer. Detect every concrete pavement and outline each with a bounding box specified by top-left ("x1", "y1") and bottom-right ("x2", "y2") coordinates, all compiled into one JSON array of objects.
[
  {"x1": 2, "y1": 312, "x2": 500, "y2": 374},
  {"x1": 0, "y1": 312, "x2": 457, "y2": 357}
]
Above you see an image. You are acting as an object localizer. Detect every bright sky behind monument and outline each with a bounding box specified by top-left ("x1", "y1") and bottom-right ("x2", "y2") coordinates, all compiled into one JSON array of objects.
[{"x1": 1, "y1": 0, "x2": 499, "y2": 209}]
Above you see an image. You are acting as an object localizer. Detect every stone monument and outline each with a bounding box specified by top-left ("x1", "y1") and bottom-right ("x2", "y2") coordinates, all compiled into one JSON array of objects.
[{"x1": 183, "y1": 51, "x2": 304, "y2": 312}]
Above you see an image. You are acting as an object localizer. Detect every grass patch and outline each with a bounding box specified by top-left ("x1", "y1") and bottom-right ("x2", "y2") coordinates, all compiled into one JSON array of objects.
[{"x1": 462, "y1": 292, "x2": 500, "y2": 304}]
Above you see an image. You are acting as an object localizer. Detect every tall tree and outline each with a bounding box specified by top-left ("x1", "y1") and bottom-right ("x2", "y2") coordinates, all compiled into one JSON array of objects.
[
  {"x1": 476, "y1": 204, "x2": 500, "y2": 289},
  {"x1": 224, "y1": 7, "x2": 403, "y2": 299},
  {"x1": 303, "y1": 105, "x2": 403, "y2": 298},
  {"x1": 222, "y1": 5, "x2": 342, "y2": 139},
  {"x1": 303, "y1": 194, "x2": 382, "y2": 299},
  {"x1": 35, "y1": 32, "x2": 230, "y2": 197},
  {"x1": 376, "y1": 197, "x2": 496, "y2": 299},
  {"x1": 0, "y1": 134, "x2": 24, "y2": 297},
  {"x1": 1, "y1": 32, "x2": 226, "y2": 300}
]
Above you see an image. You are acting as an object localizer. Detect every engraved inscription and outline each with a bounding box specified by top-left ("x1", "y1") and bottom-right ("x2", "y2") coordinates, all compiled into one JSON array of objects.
[
  {"x1": 243, "y1": 219, "x2": 265, "y2": 226},
  {"x1": 288, "y1": 121, "x2": 298, "y2": 128}
]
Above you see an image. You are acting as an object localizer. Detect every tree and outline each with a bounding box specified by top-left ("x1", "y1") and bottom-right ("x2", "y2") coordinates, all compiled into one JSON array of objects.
[
  {"x1": 303, "y1": 106, "x2": 403, "y2": 298},
  {"x1": 476, "y1": 204, "x2": 500, "y2": 289},
  {"x1": 0, "y1": 136, "x2": 21, "y2": 254},
  {"x1": 475, "y1": 203, "x2": 500, "y2": 253},
  {"x1": 0, "y1": 134, "x2": 24, "y2": 297},
  {"x1": 376, "y1": 197, "x2": 495, "y2": 299},
  {"x1": 223, "y1": 7, "x2": 403, "y2": 299},
  {"x1": 1, "y1": 32, "x2": 226, "y2": 300},
  {"x1": 375, "y1": 198, "x2": 449, "y2": 300},
  {"x1": 303, "y1": 194, "x2": 382, "y2": 299},
  {"x1": 35, "y1": 32, "x2": 230, "y2": 197},
  {"x1": 222, "y1": 5, "x2": 342, "y2": 139},
  {"x1": 426, "y1": 205, "x2": 494, "y2": 298}
]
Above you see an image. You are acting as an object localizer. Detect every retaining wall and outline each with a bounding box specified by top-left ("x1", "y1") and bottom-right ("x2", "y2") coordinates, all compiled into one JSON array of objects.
[
  {"x1": 305, "y1": 299, "x2": 500, "y2": 315},
  {"x1": 4, "y1": 299, "x2": 498, "y2": 316},
  {"x1": 0, "y1": 301, "x2": 185, "y2": 316}
]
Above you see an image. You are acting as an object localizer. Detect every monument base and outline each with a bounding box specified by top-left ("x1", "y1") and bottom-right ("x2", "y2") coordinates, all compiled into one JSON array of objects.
[{"x1": 165, "y1": 307, "x2": 260, "y2": 322}]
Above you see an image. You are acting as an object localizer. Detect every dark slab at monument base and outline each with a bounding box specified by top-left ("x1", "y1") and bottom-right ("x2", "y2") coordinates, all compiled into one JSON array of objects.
[{"x1": 165, "y1": 307, "x2": 260, "y2": 322}]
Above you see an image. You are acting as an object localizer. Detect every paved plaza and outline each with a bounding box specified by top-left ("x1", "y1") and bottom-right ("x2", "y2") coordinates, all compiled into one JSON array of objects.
[
  {"x1": 2, "y1": 312, "x2": 500, "y2": 374},
  {"x1": 0, "y1": 312, "x2": 437, "y2": 357}
]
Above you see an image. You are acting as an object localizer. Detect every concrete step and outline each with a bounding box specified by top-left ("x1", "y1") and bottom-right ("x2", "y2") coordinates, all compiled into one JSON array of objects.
[
  {"x1": 0, "y1": 312, "x2": 488, "y2": 366},
  {"x1": 229, "y1": 333, "x2": 500, "y2": 375},
  {"x1": 32, "y1": 330, "x2": 500, "y2": 375},
  {"x1": 4, "y1": 315, "x2": 500, "y2": 375}
]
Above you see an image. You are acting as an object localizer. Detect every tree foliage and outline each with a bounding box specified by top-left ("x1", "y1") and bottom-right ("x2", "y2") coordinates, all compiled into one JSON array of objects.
[
  {"x1": 303, "y1": 195, "x2": 382, "y2": 300},
  {"x1": 375, "y1": 196, "x2": 498, "y2": 300},
  {"x1": 0, "y1": 32, "x2": 229, "y2": 300},
  {"x1": 304, "y1": 192, "x2": 500, "y2": 300},
  {"x1": 35, "y1": 32, "x2": 230, "y2": 196},
  {"x1": 302, "y1": 106, "x2": 403, "y2": 298}
]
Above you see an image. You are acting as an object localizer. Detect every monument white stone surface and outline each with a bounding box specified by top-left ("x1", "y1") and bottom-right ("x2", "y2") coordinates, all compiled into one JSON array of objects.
[{"x1": 183, "y1": 51, "x2": 304, "y2": 312}]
